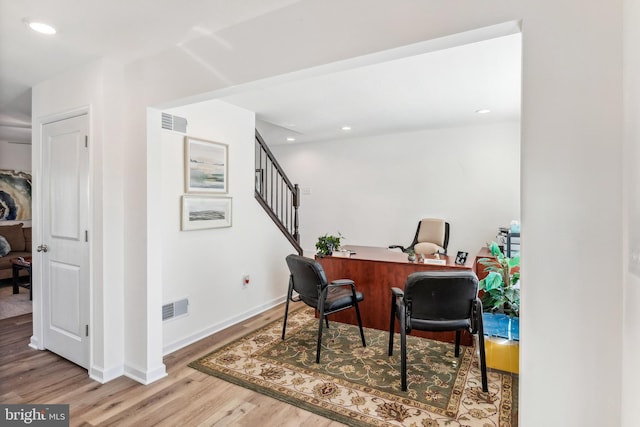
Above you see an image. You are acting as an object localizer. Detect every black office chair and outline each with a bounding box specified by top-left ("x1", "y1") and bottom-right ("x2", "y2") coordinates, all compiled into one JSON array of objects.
[
  {"x1": 283, "y1": 254, "x2": 367, "y2": 363},
  {"x1": 388, "y1": 270, "x2": 488, "y2": 392},
  {"x1": 388, "y1": 218, "x2": 450, "y2": 255}
]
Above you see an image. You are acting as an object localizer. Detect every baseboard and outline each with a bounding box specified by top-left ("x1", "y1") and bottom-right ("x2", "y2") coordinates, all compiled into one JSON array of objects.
[
  {"x1": 29, "y1": 335, "x2": 41, "y2": 350},
  {"x1": 124, "y1": 363, "x2": 167, "y2": 385},
  {"x1": 90, "y1": 364, "x2": 125, "y2": 384},
  {"x1": 162, "y1": 295, "x2": 286, "y2": 356}
]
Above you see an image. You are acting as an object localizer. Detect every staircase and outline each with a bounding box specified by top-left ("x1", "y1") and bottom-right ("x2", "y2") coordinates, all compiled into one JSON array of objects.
[{"x1": 254, "y1": 130, "x2": 302, "y2": 255}]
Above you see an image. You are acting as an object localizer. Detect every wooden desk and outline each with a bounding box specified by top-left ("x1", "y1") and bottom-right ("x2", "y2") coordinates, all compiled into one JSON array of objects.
[{"x1": 317, "y1": 245, "x2": 474, "y2": 345}]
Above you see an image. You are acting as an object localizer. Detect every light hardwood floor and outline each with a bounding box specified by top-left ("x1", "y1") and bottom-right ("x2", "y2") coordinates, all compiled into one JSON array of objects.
[{"x1": 0, "y1": 302, "x2": 346, "y2": 426}]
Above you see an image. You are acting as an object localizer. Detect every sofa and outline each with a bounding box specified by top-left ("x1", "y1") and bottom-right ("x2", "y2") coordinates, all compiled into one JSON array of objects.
[{"x1": 0, "y1": 223, "x2": 32, "y2": 280}]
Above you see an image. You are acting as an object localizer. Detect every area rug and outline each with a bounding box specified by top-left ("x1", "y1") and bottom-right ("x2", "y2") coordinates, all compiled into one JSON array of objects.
[
  {"x1": 190, "y1": 308, "x2": 517, "y2": 426},
  {"x1": 0, "y1": 283, "x2": 32, "y2": 320}
]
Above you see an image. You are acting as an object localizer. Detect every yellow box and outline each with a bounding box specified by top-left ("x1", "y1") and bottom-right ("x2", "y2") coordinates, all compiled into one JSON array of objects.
[{"x1": 484, "y1": 336, "x2": 519, "y2": 374}]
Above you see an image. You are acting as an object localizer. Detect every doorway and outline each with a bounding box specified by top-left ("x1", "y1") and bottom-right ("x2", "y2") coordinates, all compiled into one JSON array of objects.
[{"x1": 38, "y1": 113, "x2": 91, "y2": 369}]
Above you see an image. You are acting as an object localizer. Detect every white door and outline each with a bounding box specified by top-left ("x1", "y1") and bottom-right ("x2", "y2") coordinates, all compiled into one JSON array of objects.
[{"x1": 40, "y1": 114, "x2": 90, "y2": 369}]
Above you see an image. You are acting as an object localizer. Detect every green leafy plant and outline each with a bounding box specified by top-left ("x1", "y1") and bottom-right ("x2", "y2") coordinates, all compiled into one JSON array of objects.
[
  {"x1": 478, "y1": 241, "x2": 520, "y2": 317},
  {"x1": 315, "y1": 233, "x2": 343, "y2": 257}
]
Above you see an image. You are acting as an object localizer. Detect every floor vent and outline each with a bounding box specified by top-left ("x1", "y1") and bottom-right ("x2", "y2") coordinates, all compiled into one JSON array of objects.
[
  {"x1": 161, "y1": 113, "x2": 188, "y2": 133},
  {"x1": 162, "y1": 298, "x2": 189, "y2": 321}
]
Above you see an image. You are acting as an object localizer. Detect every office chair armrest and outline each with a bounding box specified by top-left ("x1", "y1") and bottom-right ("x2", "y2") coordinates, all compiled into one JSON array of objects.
[
  {"x1": 391, "y1": 287, "x2": 404, "y2": 298},
  {"x1": 471, "y1": 297, "x2": 484, "y2": 333},
  {"x1": 329, "y1": 279, "x2": 355, "y2": 288}
]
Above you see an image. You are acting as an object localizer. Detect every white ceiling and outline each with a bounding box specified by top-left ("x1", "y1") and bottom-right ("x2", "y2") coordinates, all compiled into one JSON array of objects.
[
  {"x1": 222, "y1": 33, "x2": 522, "y2": 145},
  {"x1": 0, "y1": 0, "x2": 300, "y2": 143},
  {"x1": 0, "y1": 0, "x2": 521, "y2": 145}
]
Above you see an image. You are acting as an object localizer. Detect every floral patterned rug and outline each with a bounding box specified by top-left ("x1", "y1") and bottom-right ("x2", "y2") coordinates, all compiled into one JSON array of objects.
[{"x1": 189, "y1": 308, "x2": 517, "y2": 426}]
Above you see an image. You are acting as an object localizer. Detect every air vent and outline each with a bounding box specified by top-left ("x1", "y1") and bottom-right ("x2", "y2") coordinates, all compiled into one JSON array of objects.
[
  {"x1": 162, "y1": 298, "x2": 189, "y2": 321},
  {"x1": 161, "y1": 113, "x2": 188, "y2": 133}
]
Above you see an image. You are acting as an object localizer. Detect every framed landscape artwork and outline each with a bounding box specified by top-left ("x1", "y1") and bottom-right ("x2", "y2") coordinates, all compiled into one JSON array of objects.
[
  {"x1": 185, "y1": 136, "x2": 228, "y2": 194},
  {"x1": 181, "y1": 195, "x2": 232, "y2": 230}
]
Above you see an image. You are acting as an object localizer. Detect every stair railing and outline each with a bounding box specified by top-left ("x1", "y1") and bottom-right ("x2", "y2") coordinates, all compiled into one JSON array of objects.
[{"x1": 255, "y1": 130, "x2": 302, "y2": 255}]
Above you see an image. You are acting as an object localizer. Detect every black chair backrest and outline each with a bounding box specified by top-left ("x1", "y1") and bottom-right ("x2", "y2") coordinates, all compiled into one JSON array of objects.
[
  {"x1": 404, "y1": 270, "x2": 478, "y2": 321},
  {"x1": 285, "y1": 254, "x2": 329, "y2": 307}
]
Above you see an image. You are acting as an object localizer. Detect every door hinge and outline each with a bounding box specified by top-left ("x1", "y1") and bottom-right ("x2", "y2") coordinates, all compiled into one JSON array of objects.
[
  {"x1": 85, "y1": 325, "x2": 89, "y2": 337},
  {"x1": 85, "y1": 135, "x2": 88, "y2": 148},
  {"x1": 85, "y1": 230, "x2": 88, "y2": 242}
]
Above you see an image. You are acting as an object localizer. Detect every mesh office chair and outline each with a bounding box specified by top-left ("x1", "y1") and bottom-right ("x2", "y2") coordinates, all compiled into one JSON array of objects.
[
  {"x1": 388, "y1": 270, "x2": 488, "y2": 392},
  {"x1": 388, "y1": 218, "x2": 450, "y2": 255},
  {"x1": 282, "y1": 254, "x2": 367, "y2": 363}
]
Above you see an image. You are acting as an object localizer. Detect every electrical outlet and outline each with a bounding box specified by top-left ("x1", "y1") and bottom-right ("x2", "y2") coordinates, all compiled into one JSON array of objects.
[{"x1": 243, "y1": 274, "x2": 250, "y2": 288}]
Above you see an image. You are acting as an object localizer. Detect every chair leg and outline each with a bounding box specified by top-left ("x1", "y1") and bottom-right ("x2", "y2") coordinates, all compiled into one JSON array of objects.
[
  {"x1": 316, "y1": 311, "x2": 325, "y2": 363},
  {"x1": 353, "y1": 299, "x2": 366, "y2": 348},
  {"x1": 282, "y1": 277, "x2": 293, "y2": 340},
  {"x1": 454, "y1": 330, "x2": 461, "y2": 357},
  {"x1": 400, "y1": 313, "x2": 407, "y2": 391},
  {"x1": 476, "y1": 314, "x2": 489, "y2": 392},
  {"x1": 388, "y1": 294, "x2": 396, "y2": 356},
  {"x1": 325, "y1": 316, "x2": 330, "y2": 329}
]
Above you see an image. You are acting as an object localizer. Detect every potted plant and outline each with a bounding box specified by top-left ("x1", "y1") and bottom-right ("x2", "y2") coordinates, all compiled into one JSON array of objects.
[
  {"x1": 315, "y1": 233, "x2": 343, "y2": 257},
  {"x1": 477, "y1": 241, "x2": 520, "y2": 317},
  {"x1": 478, "y1": 241, "x2": 520, "y2": 374},
  {"x1": 407, "y1": 249, "x2": 416, "y2": 262}
]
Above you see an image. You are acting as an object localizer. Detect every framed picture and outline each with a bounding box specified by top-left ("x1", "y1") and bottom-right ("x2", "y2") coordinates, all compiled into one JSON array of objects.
[
  {"x1": 181, "y1": 195, "x2": 232, "y2": 230},
  {"x1": 184, "y1": 136, "x2": 228, "y2": 193},
  {"x1": 0, "y1": 169, "x2": 32, "y2": 221}
]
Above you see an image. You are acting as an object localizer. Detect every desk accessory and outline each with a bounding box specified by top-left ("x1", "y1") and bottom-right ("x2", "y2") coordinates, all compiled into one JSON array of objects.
[{"x1": 455, "y1": 251, "x2": 468, "y2": 265}]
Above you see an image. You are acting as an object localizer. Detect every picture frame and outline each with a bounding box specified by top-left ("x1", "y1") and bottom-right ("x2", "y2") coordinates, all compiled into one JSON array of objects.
[
  {"x1": 455, "y1": 251, "x2": 469, "y2": 265},
  {"x1": 181, "y1": 195, "x2": 232, "y2": 230},
  {"x1": 184, "y1": 136, "x2": 228, "y2": 194},
  {"x1": 0, "y1": 169, "x2": 32, "y2": 221}
]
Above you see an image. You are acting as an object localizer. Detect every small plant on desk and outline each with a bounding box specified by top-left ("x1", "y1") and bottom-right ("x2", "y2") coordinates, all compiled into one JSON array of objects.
[
  {"x1": 315, "y1": 233, "x2": 343, "y2": 257},
  {"x1": 407, "y1": 249, "x2": 416, "y2": 262}
]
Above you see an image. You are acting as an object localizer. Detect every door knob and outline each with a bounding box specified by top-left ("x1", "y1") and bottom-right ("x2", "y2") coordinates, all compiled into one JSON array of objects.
[{"x1": 37, "y1": 244, "x2": 49, "y2": 253}]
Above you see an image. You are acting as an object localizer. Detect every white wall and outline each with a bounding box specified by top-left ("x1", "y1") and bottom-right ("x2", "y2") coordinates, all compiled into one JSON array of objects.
[
  {"x1": 622, "y1": 0, "x2": 640, "y2": 424},
  {"x1": 519, "y1": 1, "x2": 623, "y2": 426},
  {"x1": 32, "y1": 1, "x2": 626, "y2": 425},
  {"x1": 31, "y1": 59, "x2": 125, "y2": 382},
  {"x1": 271, "y1": 122, "x2": 520, "y2": 256},
  {"x1": 0, "y1": 141, "x2": 31, "y2": 172},
  {"x1": 158, "y1": 100, "x2": 295, "y2": 353}
]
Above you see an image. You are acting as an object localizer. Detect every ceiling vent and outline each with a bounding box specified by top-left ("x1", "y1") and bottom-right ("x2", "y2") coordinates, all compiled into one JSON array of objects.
[
  {"x1": 161, "y1": 113, "x2": 188, "y2": 133},
  {"x1": 162, "y1": 298, "x2": 189, "y2": 321}
]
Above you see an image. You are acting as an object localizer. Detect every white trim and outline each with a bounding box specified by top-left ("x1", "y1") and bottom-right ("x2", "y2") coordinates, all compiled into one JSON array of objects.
[
  {"x1": 90, "y1": 364, "x2": 125, "y2": 384},
  {"x1": 28, "y1": 335, "x2": 42, "y2": 350},
  {"x1": 124, "y1": 363, "x2": 168, "y2": 385},
  {"x1": 162, "y1": 296, "x2": 286, "y2": 356}
]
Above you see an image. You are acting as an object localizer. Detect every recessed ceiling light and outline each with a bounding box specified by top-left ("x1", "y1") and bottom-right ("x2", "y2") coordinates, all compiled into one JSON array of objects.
[
  {"x1": 341, "y1": 126, "x2": 352, "y2": 131},
  {"x1": 475, "y1": 109, "x2": 491, "y2": 114},
  {"x1": 24, "y1": 19, "x2": 57, "y2": 35},
  {"x1": 286, "y1": 137, "x2": 296, "y2": 142}
]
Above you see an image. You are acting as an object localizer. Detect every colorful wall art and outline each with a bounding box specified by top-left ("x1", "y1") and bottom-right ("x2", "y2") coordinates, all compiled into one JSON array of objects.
[{"x1": 0, "y1": 169, "x2": 32, "y2": 221}]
